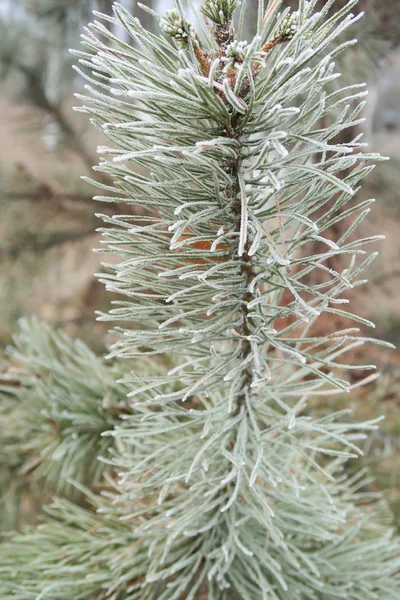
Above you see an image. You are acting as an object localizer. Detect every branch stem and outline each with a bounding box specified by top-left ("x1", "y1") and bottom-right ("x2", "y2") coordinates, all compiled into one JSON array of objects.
[{"x1": 227, "y1": 115, "x2": 255, "y2": 417}]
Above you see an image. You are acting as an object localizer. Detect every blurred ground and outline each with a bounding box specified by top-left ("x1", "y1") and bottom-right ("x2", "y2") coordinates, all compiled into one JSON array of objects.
[{"x1": 0, "y1": 88, "x2": 113, "y2": 350}]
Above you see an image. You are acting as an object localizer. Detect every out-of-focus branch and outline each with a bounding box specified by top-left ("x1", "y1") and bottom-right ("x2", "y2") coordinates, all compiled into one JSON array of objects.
[
  {"x1": 14, "y1": 62, "x2": 97, "y2": 173},
  {"x1": 2, "y1": 191, "x2": 94, "y2": 204},
  {"x1": 370, "y1": 270, "x2": 400, "y2": 286},
  {"x1": 0, "y1": 229, "x2": 98, "y2": 261},
  {"x1": 1, "y1": 188, "x2": 142, "y2": 217}
]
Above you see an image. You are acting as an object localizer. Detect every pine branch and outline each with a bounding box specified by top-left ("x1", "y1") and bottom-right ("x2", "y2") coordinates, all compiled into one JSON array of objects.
[
  {"x1": 0, "y1": 318, "x2": 131, "y2": 495},
  {"x1": 1, "y1": 1, "x2": 400, "y2": 598}
]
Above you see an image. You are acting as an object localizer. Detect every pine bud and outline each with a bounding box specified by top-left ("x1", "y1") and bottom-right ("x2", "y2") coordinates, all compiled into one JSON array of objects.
[
  {"x1": 277, "y1": 11, "x2": 299, "y2": 41},
  {"x1": 222, "y1": 40, "x2": 249, "y2": 73},
  {"x1": 200, "y1": 0, "x2": 239, "y2": 26},
  {"x1": 160, "y1": 10, "x2": 194, "y2": 48}
]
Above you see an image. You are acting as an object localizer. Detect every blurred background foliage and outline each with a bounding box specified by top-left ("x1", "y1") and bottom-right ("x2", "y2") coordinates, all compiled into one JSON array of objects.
[{"x1": 0, "y1": 0, "x2": 400, "y2": 530}]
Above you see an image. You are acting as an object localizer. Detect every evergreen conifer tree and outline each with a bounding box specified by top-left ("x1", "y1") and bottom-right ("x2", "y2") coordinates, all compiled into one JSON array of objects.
[{"x1": 0, "y1": 1, "x2": 399, "y2": 598}]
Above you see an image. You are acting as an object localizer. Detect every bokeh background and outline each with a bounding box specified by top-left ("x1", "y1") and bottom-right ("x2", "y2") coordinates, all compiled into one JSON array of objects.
[{"x1": 1, "y1": 0, "x2": 399, "y2": 525}]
